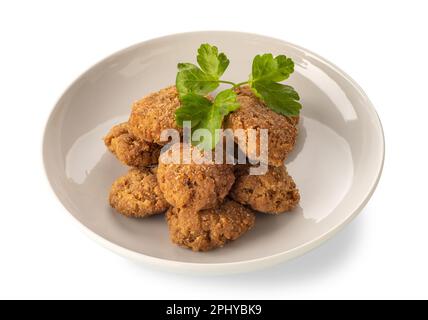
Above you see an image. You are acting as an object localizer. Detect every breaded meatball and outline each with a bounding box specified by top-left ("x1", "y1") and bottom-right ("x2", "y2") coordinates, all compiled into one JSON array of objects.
[
  {"x1": 225, "y1": 86, "x2": 299, "y2": 166},
  {"x1": 109, "y1": 168, "x2": 169, "y2": 218},
  {"x1": 128, "y1": 86, "x2": 182, "y2": 144},
  {"x1": 104, "y1": 122, "x2": 161, "y2": 167},
  {"x1": 157, "y1": 143, "x2": 235, "y2": 211},
  {"x1": 166, "y1": 200, "x2": 255, "y2": 251},
  {"x1": 230, "y1": 164, "x2": 300, "y2": 214}
]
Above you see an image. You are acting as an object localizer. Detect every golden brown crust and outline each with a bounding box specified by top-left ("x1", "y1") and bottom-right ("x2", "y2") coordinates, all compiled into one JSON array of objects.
[
  {"x1": 109, "y1": 168, "x2": 169, "y2": 218},
  {"x1": 166, "y1": 200, "x2": 255, "y2": 251},
  {"x1": 230, "y1": 165, "x2": 300, "y2": 214},
  {"x1": 225, "y1": 86, "x2": 299, "y2": 166},
  {"x1": 104, "y1": 122, "x2": 161, "y2": 167},
  {"x1": 157, "y1": 143, "x2": 235, "y2": 211},
  {"x1": 128, "y1": 86, "x2": 182, "y2": 145}
]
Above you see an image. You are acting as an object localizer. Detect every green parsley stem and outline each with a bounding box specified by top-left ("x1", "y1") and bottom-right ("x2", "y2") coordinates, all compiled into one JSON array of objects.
[
  {"x1": 233, "y1": 81, "x2": 249, "y2": 88},
  {"x1": 217, "y1": 80, "x2": 237, "y2": 86},
  {"x1": 217, "y1": 80, "x2": 249, "y2": 89}
]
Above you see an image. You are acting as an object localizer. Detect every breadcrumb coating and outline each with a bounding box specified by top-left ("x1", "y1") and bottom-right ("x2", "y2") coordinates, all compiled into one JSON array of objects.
[
  {"x1": 230, "y1": 164, "x2": 300, "y2": 214},
  {"x1": 128, "y1": 86, "x2": 182, "y2": 144},
  {"x1": 166, "y1": 200, "x2": 255, "y2": 251},
  {"x1": 109, "y1": 168, "x2": 169, "y2": 218},
  {"x1": 157, "y1": 143, "x2": 235, "y2": 211},
  {"x1": 225, "y1": 86, "x2": 299, "y2": 166},
  {"x1": 104, "y1": 122, "x2": 161, "y2": 167}
]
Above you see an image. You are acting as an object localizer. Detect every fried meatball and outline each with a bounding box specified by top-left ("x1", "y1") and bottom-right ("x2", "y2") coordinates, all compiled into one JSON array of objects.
[
  {"x1": 225, "y1": 86, "x2": 299, "y2": 166},
  {"x1": 128, "y1": 86, "x2": 182, "y2": 145},
  {"x1": 157, "y1": 143, "x2": 235, "y2": 211},
  {"x1": 104, "y1": 122, "x2": 161, "y2": 167},
  {"x1": 109, "y1": 168, "x2": 169, "y2": 218},
  {"x1": 166, "y1": 200, "x2": 255, "y2": 251},
  {"x1": 230, "y1": 165, "x2": 300, "y2": 214}
]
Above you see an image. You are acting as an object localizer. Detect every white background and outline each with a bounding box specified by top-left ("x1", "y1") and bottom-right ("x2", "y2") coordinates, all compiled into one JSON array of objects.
[{"x1": 0, "y1": 0, "x2": 427, "y2": 300}]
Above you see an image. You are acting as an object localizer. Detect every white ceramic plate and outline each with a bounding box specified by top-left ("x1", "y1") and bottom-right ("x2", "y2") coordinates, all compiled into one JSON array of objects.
[{"x1": 43, "y1": 31, "x2": 384, "y2": 274}]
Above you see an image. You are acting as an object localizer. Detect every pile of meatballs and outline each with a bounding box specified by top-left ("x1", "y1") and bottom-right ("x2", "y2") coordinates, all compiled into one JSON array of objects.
[{"x1": 104, "y1": 85, "x2": 300, "y2": 251}]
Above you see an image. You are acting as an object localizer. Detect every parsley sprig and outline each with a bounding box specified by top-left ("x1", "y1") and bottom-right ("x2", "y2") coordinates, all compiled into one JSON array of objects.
[{"x1": 175, "y1": 44, "x2": 302, "y2": 150}]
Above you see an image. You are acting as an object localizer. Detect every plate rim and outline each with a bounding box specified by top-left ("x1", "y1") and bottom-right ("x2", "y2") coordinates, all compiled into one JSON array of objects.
[{"x1": 42, "y1": 30, "x2": 385, "y2": 274}]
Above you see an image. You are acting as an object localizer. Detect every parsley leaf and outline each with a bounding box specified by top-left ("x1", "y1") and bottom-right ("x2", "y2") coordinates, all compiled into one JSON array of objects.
[
  {"x1": 251, "y1": 54, "x2": 294, "y2": 83},
  {"x1": 176, "y1": 63, "x2": 219, "y2": 96},
  {"x1": 250, "y1": 53, "x2": 301, "y2": 116},
  {"x1": 175, "y1": 89, "x2": 239, "y2": 149},
  {"x1": 197, "y1": 44, "x2": 229, "y2": 78},
  {"x1": 176, "y1": 44, "x2": 230, "y2": 96},
  {"x1": 212, "y1": 88, "x2": 240, "y2": 115},
  {"x1": 252, "y1": 80, "x2": 301, "y2": 116}
]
